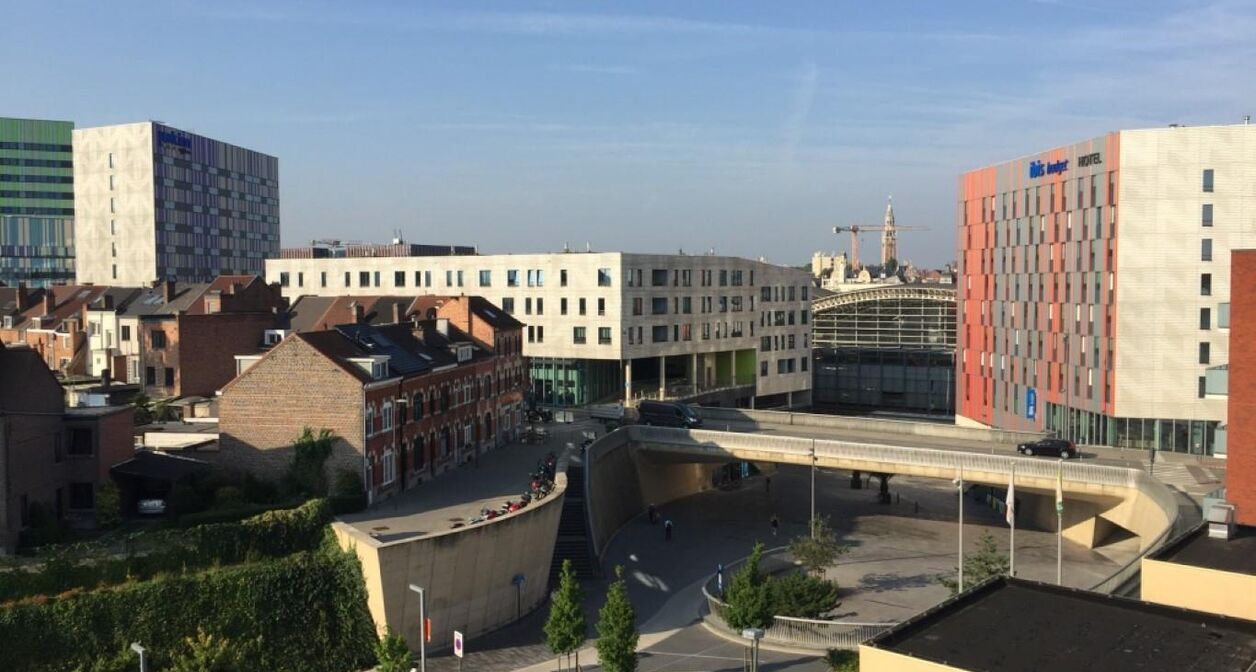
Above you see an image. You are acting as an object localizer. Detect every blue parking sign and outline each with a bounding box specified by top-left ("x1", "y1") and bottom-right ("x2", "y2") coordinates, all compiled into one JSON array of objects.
[{"x1": 1027, "y1": 388, "x2": 1037, "y2": 420}]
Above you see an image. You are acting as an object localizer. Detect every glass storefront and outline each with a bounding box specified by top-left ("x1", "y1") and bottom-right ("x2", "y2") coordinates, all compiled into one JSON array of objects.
[
  {"x1": 529, "y1": 358, "x2": 623, "y2": 407},
  {"x1": 1044, "y1": 401, "x2": 1221, "y2": 455}
]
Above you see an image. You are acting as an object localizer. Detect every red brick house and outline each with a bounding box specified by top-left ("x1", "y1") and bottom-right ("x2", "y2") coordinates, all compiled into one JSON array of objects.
[
  {"x1": 218, "y1": 304, "x2": 525, "y2": 503},
  {"x1": 0, "y1": 345, "x2": 134, "y2": 553},
  {"x1": 0, "y1": 285, "x2": 111, "y2": 376},
  {"x1": 120, "y1": 276, "x2": 287, "y2": 398}
]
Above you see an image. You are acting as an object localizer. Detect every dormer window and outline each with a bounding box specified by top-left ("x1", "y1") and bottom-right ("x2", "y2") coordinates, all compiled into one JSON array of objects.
[
  {"x1": 457, "y1": 345, "x2": 472, "y2": 362},
  {"x1": 372, "y1": 362, "x2": 388, "y2": 380}
]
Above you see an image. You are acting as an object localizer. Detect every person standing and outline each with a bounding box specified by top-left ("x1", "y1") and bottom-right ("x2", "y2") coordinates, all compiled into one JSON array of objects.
[
  {"x1": 664, "y1": 519, "x2": 674, "y2": 542},
  {"x1": 770, "y1": 514, "x2": 779, "y2": 537},
  {"x1": 765, "y1": 475, "x2": 771, "y2": 494}
]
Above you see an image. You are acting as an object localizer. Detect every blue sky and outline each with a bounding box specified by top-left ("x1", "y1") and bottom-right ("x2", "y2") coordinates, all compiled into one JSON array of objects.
[{"x1": 3, "y1": 1, "x2": 1253, "y2": 266}]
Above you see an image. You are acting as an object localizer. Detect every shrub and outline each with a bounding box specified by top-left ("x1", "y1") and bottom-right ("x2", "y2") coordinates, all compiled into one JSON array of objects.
[
  {"x1": 0, "y1": 539, "x2": 377, "y2": 672},
  {"x1": 330, "y1": 468, "x2": 367, "y2": 515},
  {"x1": 241, "y1": 474, "x2": 279, "y2": 504},
  {"x1": 167, "y1": 628, "x2": 246, "y2": 672},
  {"x1": 768, "y1": 571, "x2": 840, "y2": 619},
  {"x1": 286, "y1": 428, "x2": 337, "y2": 498},
  {"x1": 723, "y1": 542, "x2": 771, "y2": 631},
  {"x1": 177, "y1": 502, "x2": 291, "y2": 528},
  {"x1": 0, "y1": 499, "x2": 332, "y2": 603},
  {"x1": 213, "y1": 486, "x2": 246, "y2": 509},
  {"x1": 374, "y1": 628, "x2": 412, "y2": 672},
  {"x1": 167, "y1": 482, "x2": 208, "y2": 518},
  {"x1": 96, "y1": 482, "x2": 122, "y2": 529},
  {"x1": 826, "y1": 648, "x2": 859, "y2": 671}
]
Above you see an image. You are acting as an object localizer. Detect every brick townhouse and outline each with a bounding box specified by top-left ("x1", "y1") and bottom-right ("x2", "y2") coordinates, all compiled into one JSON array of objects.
[
  {"x1": 219, "y1": 296, "x2": 525, "y2": 503},
  {"x1": 0, "y1": 284, "x2": 111, "y2": 376},
  {"x1": 0, "y1": 345, "x2": 134, "y2": 553},
  {"x1": 82, "y1": 275, "x2": 287, "y2": 399}
]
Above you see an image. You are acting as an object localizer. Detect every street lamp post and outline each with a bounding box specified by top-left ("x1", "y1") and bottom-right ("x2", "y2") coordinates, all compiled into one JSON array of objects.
[
  {"x1": 955, "y1": 467, "x2": 964, "y2": 593},
  {"x1": 129, "y1": 642, "x2": 147, "y2": 672},
  {"x1": 409, "y1": 584, "x2": 426, "y2": 672}
]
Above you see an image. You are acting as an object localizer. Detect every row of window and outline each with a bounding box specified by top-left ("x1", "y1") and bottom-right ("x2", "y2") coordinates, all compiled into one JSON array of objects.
[
  {"x1": 0, "y1": 141, "x2": 72, "y2": 152},
  {"x1": 364, "y1": 368, "x2": 523, "y2": 437},
  {"x1": 759, "y1": 357, "x2": 808, "y2": 376},
  {"x1": 0, "y1": 158, "x2": 72, "y2": 168},
  {"x1": 0, "y1": 174, "x2": 73, "y2": 184},
  {"x1": 0, "y1": 189, "x2": 74, "y2": 200},
  {"x1": 369, "y1": 405, "x2": 523, "y2": 486}
]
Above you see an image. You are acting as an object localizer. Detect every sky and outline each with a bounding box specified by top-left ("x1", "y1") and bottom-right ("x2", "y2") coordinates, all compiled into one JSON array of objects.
[{"x1": 3, "y1": 1, "x2": 1254, "y2": 267}]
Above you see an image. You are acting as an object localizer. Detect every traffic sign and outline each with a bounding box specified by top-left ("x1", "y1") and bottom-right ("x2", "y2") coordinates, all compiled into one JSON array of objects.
[{"x1": 453, "y1": 630, "x2": 464, "y2": 658}]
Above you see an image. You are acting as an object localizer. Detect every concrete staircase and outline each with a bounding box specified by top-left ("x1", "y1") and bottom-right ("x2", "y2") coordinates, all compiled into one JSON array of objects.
[{"x1": 549, "y1": 462, "x2": 599, "y2": 584}]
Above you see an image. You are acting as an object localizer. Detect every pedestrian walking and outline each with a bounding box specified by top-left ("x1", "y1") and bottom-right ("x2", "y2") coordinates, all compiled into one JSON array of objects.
[
  {"x1": 765, "y1": 475, "x2": 771, "y2": 494},
  {"x1": 664, "y1": 519, "x2": 674, "y2": 542},
  {"x1": 770, "y1": 514, "x2": 779, "y2": 537}
]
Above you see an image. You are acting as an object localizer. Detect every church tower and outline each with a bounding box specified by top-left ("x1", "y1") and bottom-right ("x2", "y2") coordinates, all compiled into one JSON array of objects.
[{"x1": 881, "y1": 196, "x2": 897, "y2": 267}]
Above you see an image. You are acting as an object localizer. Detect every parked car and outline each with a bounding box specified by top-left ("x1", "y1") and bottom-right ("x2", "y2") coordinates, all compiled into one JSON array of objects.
[
  {"x1": 1017, "y1": 438, "x2": 1077, "y2": 459},
  {"x1": 137, "y1": 498, "x2": 167, "y2": 516},
  {"x1": 637, "y1": 400, "x2": 703, "y2": 429},
  {"x1": 589, "y1": 403, "x2": 625, "y2": 423}
]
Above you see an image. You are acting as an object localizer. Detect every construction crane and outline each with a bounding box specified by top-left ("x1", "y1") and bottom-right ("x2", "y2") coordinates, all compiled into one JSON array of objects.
[{"x1": 833, "y1": 198, "x2": 928, "y2": 269}]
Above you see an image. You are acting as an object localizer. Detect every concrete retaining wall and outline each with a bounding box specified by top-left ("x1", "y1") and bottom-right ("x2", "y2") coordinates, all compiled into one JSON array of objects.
[
  {"x1": 332, "y1": 470, "x2": 567, "y2": 652},
  {"x1": 698, "y1": 407, "x2": 1046, "y2": 446}
]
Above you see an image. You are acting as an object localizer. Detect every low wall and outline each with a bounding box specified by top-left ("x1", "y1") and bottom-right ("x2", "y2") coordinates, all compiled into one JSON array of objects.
[
  {"x1": 1142, "y1": 556, "x2": 1256, "y2": 621},
  {"x1": 586, "y1": 431, "x2": 642, "y2": 558},
  {"x1": 332, "y1": 470, "x2": 567, "y2": 652},
  {"x1": 698, "y1": 407, "x2": 1046, "y2": 447}
]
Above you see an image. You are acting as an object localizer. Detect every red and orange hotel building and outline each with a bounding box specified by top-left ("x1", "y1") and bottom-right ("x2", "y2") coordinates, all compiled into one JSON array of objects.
[{"x1": 956, "y1": 122, "x2": 1256, "y2": 456}]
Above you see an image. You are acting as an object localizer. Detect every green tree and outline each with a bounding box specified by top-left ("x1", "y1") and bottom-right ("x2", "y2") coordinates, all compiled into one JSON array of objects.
[
  {"x1": 96, "y1": 481, "x2": 122, "y2": 529},
  {"x1": 940, "y1": 531, "x2": 1009, "y2": 595},
  {"x1": 167, "y1": 627, "x2": 244, "y2": 672},
  {"x1": 825, "y1": 648, "x2": 859, "y2": 671},
  {"x1": 286, "y1": 427, "x2": 336, "y2": 497},
  {"x1": 373, "y1": 627, "x2": 412, "y2": 672},
  {"x1": 788, "y1": 515, "x2": 848, "y2": 577},
  {"x1": 722, "y1": 542, "x2": 772, "y2": 631},
  {"x1": 596, "y1": 565, "x2": 639, "y2": 672},
  {"x1": 767, "y1": 571, "x2": 840, "y2": 618},
  {"x1": 544, "y1": 559, "x2": 587, "y2": 671}
]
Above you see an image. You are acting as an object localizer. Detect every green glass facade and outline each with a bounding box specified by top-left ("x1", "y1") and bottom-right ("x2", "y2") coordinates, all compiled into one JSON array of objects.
[
  {"x1": 530, "y1": 358, "x2": 623, "y2": 406},
  {"x1": 0, "y1": 118, "x2": 74, "y2": 287}
]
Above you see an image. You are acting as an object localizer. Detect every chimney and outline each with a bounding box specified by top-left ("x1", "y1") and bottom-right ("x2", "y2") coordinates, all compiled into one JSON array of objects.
[
  {"x1": 101, "y1": 368, "x2": 112, "y2": 389},
  {"x1": 163, "y1": 280, "x2": 176, "y2": 303},
  {"x1": 15, "y1": 282, "x2": 31, "y2": 311},
  {"x1": 42, "y1": 292, "x2": 55, "y2": 315},
  {"x1": 349, "y1": 301, "x2": 364, "y2": 324},
  {"x1": 392, "y1": 302, "x2": 404, "y2": 325},
  {"x1": 102, "y1": 294, "x2": 115, "y2": 310}
]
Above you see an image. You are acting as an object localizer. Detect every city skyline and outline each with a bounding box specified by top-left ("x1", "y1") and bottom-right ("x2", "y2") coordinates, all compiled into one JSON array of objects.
[{"x1": 3, "y1": 1, "x2": 1254, "y2": 266}]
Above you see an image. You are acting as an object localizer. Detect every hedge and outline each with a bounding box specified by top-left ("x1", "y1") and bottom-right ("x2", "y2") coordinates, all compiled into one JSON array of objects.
[
  {"x1": 0, "y1": 499, "x2": 332, "y2": 603},
  {"x1": 0, "y1": 536, "x2": 377, "y2": 672},
  {"x1": 176, "y1": 500, "x2": 301, "y2": 528}
]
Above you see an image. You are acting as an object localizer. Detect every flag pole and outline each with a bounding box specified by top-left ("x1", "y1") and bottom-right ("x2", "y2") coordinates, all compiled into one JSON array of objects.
[
  {"x1": 1009, "y1": 463, "x2": 1016, "y2": 577},
  {"x1": 1056, "y1": 458, "x2": 1064, "y2": 586},
  {"x1": 957, "y1": 465, "x2": 964, "y2": 593}
]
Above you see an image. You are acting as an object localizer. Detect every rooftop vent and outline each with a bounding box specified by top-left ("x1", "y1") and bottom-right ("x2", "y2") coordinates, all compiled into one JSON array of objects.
[{"x1": 1207, "y1": 503, "x2": 1236, "y2": 541}]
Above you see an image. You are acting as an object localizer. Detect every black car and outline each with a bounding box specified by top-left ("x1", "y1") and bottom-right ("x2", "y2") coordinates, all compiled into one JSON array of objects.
[
  {"x1": 637, "y1": 400, "x2": 703, "y2": 429},
  {"x1": 1016, "y1": 438, "x2": 1077, "y2": 459}
]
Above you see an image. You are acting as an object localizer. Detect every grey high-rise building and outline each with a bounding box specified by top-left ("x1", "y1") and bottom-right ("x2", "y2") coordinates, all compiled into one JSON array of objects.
[{"x1": 73, "y1": 121, "x2": 279, "y2": 285}]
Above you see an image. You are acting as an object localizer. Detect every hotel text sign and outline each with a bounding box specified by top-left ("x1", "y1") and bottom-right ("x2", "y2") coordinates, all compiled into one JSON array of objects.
[{"x1": 1029, "y1": 152, "x2": 1101, "y2": 179}]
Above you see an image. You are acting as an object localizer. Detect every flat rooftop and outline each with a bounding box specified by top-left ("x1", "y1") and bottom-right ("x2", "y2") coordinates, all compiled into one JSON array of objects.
[
  {"x1": 1151, "y1": 523, "x2": 1256, "y2": 576},
  {"x1": 868, "y1": 577, "x2": 1256, "y2": 671}
]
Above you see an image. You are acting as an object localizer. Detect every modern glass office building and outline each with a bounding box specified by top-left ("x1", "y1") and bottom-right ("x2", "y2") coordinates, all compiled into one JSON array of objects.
[{"x1": 0, "y1": 118, "x2": 75, "y2": 287}]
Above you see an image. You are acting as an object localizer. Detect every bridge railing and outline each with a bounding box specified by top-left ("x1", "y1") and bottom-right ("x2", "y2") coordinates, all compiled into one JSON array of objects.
[{"x1": 629, "y1": 425, "x2": 1140, "y2": 490}]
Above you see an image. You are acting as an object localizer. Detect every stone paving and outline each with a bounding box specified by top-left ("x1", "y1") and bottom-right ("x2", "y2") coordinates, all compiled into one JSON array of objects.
[{"x1": 339, "y1": 420, "x2": 601, "y2": 542}]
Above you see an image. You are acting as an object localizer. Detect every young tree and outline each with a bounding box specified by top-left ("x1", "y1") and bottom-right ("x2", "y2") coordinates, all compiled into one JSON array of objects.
[
  {"x1": 373, "y1": 627, "x2": 412, "y2": 672},
  {"x1": 545, "y1": 559, "x2": 587, "y2": 671},
  {"x1": 167, "y1": 628, "x2": 244, "y2": 672},
  {"x1": 287, "y1": 427, "x2": 336, "y2": 497},
  {"x1": 96, "y1": 481, "x2": 122, "y2": 529},
  {"x1": 722, "y1": 542, "x2": 772, "y2": 631},
  {"x1": 596, "y1": 565, "x2": 639, "y2": 672},
  {"x1": 940, "y1": 531, "x2": 1009, "y2": 595},
  {"x1": 788, "y1": 515, "x2": 848, "y2": 577}
]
